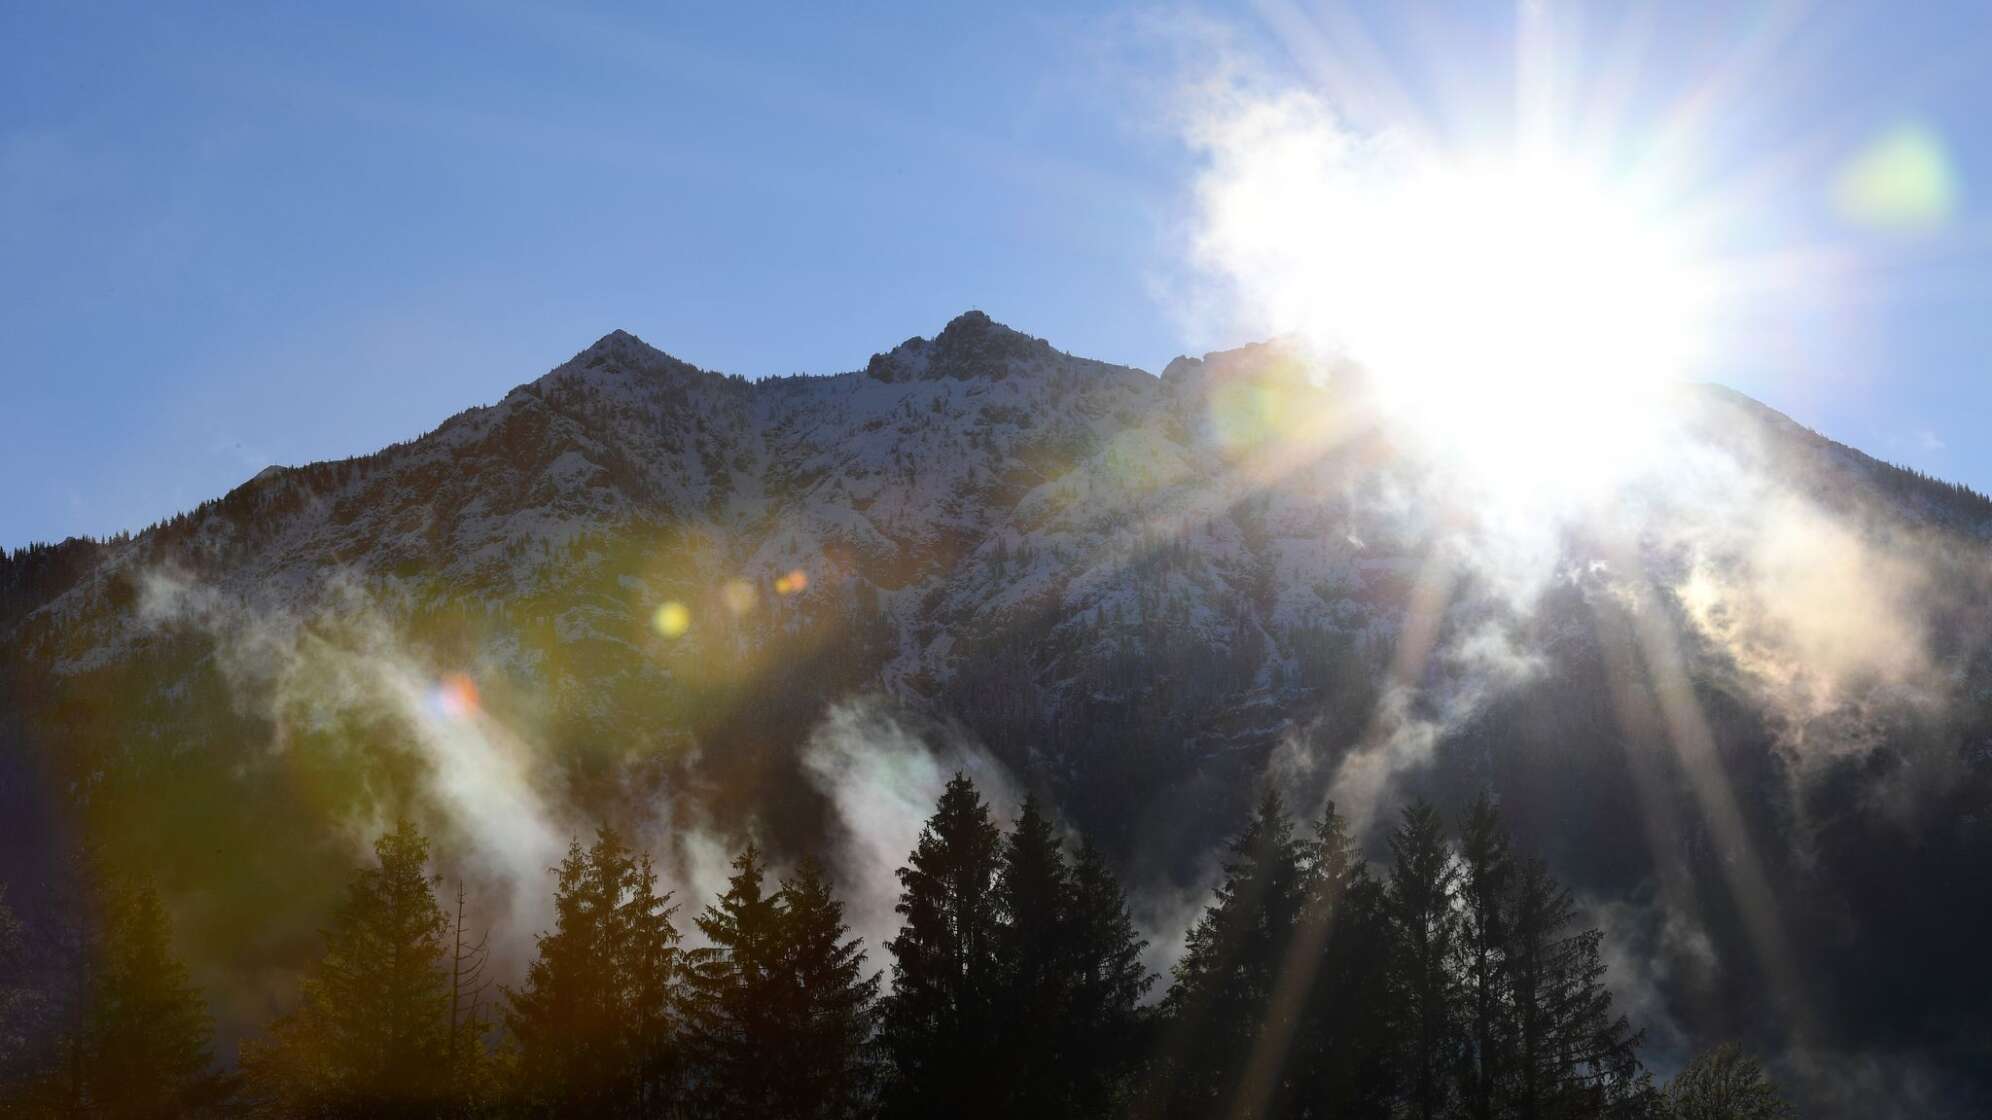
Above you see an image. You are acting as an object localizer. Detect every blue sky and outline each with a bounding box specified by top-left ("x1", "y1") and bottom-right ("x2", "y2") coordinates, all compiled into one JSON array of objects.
[{"x1": 4, "y1": 1, "x2": 1990, "y2": 548}]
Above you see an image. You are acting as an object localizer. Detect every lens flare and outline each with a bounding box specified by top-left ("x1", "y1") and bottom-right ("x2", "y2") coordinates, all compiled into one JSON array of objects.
[
  {"x1": 1832, "y1": 123, "x2": 1958, "y2": 232},
  {"x1": 653, "y1": 600, "x2": 692, "y2": 638},
  {"x1": 775, "y1": 569, "x2": 809, "y2": 596},
  {"x1": 429, "y1": 672, "x2": 480, "y2": 720}
]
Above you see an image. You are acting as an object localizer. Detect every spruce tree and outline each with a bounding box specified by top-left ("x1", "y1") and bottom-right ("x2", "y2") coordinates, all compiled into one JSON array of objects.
[
  {"x1": 1387, "y1": 798, "x2": 1461, "y2": 1120},
  {"x1": 88, "y1": 879, "x2": 225, "y2": 1118},
  {"x1": 1062, "y1": 835, "x2": 1153, "y2": 1118},
  {"x1": 1292, "y1": 800, "x2": 1396, "y2": 1119},
  {"x1": 1156, "y1": 788, "x2": 1306, "y2": 1118},
  {"x1": 504, "y1": 839, "x2": 603, "y2": 1113},
  {"x1": 682, "y1": 844, "x2": 785, "y2": 1119},
  {"x1": 1454, "y1": 794, "x2": 1514, "y2": 1120},
  {"x1": 505, "y1": 826, "x2": 680, "y2": 1118},
  {"x1": 241, "y1": 819, "x2": 451, "y2": 1117},
  {"x1": 992, "y1": 794, "x2": 1073, "y2": 1115},
  {"x1": 623, "y1": 849, "x2": 681, "y2": 1113},
  {"x1": 1504, "y1": 855, "x2": 1654, "y2": 1119},
  {"x1": 880, "y1": 772, "x2": 1004, "y2": 1119},
  {"x1": 770, "y1": 858, "x2": 881, "y2": 1119}
]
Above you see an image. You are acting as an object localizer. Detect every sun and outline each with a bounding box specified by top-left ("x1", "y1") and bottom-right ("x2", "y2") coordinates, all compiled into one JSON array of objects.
[
  {"x1": 1194, "y1": 99, "x2": 1712, "y2": 507},
  {"x1": 1357, "y1": 154, "x2": 1707, "y2": 502}
]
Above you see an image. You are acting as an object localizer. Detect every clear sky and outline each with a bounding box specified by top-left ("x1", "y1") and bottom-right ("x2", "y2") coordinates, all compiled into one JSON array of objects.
[{"x1": 5, "y1": 1, "x2": 1990, "y2": 549}]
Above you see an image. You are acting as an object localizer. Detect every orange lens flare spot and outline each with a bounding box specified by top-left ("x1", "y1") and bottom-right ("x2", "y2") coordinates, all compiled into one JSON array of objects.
[
  {"x1": 775, "y1": 569, "x2": 809, "y2": 596},
  {"x1": 432, "y1": 672, "x2": 480, "y2": 720},
  {"x1": 653, "y1": 601, "x2": 692, "y2": 638}
]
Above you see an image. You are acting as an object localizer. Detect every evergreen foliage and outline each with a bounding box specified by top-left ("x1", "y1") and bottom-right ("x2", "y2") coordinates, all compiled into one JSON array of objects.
[
  {"x1": 1155, "y1": 787, "x2": 1309, "y2": 1117},
  {"x1": 682, "y1": 844, "x2": 785, "y2": 1118},
  {"x1": 0, "y1": 788, "x2": 1772, "y2": 1119},
  {"x1": 1455, "y1": 793, "x2": 1514, "y2": 1120},
  {"x1": 765, "y1": 858, "x2": 882, "y2": 1119},
  {"x1": 86, "y1": 881, "x2": 226, "y2": 1117},
  {"x1": 240, "y1": 819, "x2": 451, "y2": 1117},
  {"x1": 503, "y1": 826, "x2": 680, "y2": 1117},
  {"x1": 878, "y1": 772, "x2": 1005, "y2": 1119},
  {"x1": 1505, "y1": 855, "x2": 1654, "y2": 1118},
  {"x1": 1060, "y1": 835, "x2": 1154, "y2": 1116},
  {"x1": 1389, "y1": 798, "x2": 1464, "y2": 1120}
]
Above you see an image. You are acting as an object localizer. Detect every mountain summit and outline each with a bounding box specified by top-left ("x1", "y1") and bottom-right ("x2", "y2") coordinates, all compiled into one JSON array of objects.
[{"x1": 865, "y1": 309, "x2": 1064, "y2": 382}]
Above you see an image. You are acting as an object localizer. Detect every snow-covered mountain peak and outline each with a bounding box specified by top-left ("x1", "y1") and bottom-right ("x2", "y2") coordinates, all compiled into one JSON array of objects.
[
  {"x1": 548, "y1": 328, "x2": 711, "y2": 390},
  {"x1": 865, "y1": 309, "x2": 1069, "y2": 383}
]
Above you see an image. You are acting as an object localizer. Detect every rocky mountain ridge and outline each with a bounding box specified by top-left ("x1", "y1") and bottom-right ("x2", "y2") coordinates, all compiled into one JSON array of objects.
[{"x1": 5, "y1": 312, "x2": 1992, "y2": 1112}]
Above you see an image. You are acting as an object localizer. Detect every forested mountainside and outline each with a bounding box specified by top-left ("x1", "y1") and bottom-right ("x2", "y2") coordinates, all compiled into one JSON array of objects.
[{"x1": 4, "y1": 311, "x2": 1991, "y2": 1113}]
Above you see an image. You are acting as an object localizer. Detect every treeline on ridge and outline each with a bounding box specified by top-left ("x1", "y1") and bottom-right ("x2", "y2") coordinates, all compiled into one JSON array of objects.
[{"x1": 0, "y1": 780, "x2": 1793, "y2": 1118}]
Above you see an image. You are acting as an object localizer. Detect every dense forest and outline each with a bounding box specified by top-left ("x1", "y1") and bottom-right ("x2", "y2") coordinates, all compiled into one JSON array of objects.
[{"x1": 0, "y1": 779, "x2": 1791, "y2": 1119}]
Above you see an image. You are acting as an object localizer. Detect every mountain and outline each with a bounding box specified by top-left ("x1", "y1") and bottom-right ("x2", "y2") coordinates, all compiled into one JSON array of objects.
[{"x1": 5, "y1": 311, "x2": 1992, "y2": 1112}]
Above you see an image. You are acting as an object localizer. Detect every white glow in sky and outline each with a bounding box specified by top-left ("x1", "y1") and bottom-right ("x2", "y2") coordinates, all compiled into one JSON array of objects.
[{"x1": 1190, "y1": 90, "x2": 1713, "y2": 503}]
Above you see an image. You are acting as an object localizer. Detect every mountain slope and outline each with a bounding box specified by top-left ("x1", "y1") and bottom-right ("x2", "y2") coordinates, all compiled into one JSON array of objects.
[{"x1": 4, "y1": 312, "x2": 1992, "y2": 1112}]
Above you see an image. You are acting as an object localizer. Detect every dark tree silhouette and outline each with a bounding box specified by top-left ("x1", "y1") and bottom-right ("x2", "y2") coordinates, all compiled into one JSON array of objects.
[
  {"x1": 0, "y1": 787, "x2": 1697, "y2": 1120},
  {"x1": 86, "y1": 880, "x2": 227, "y2": 1117},
  {"x1": 1291, "y1": 801, "x2": 1397, "y2": 1119},
  {"x1": 241, "y1": 820, "x2": 450, "y2": 1118},
  {"x1": 1061, "y1": 835, "x2": 1153, "y2": 1117},
  {"x1": 1505, "y1": 854, "x2": 1654, "y2": 1118},
  {"x1": 879, "y1": 772, "x2": 1004, "y2": 1119},
  {"x1": 1154, "y1": 788, "x2": 1307, "y2": 1118},
  {"x1": 682, "y1": 844, "x2": 785, "y2": 1119},
  {"x1": 1454, "y1": 793, "x2": 1514, "y2": 1120},
  {"x1": 992, "y1": 794, "x2": 1075, "y2": 1115},
  {"x1": 766, "y1": 858, "x2": 881, "y2": 1119},
  {"x1": 504, "y1": 826, "x2": 680, "y2": 1118},
  {"x1": 1388, "y1": 799, "x2": 1462, "y2": 1120}
]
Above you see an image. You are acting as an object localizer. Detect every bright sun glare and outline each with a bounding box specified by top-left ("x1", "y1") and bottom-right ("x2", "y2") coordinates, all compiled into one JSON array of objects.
[{"x1": 1198, "y1": 101, "x2": 1710, "y2": 505}]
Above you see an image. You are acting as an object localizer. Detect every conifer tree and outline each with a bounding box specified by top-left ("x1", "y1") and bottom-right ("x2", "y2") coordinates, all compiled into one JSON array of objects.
[
  {"x1": 504, "y1": 839, "x2": 602, "y2": 1113},
  {"x1": 1387, "y1": 798, "x2": 1461, "y2": 1120},
  {"x1": 992, "y1": 794, "x2": 1074, "y2": 1115},
  {"x1": 1156, "y1": 788, "x2": 1306, "y2": 1118},
  {"x1": 623, "y1": 849, "x2": 681, "y2": 1113},
  {"x1": 241, "y1": 819, "x2": 451, "y2": 1118},
  {"x1": 88, "y1": 879, "x2": 226, "y2": 1118},
  {"x1": 1504, "y1": 855, "x2": 1654, "y2": 1119},
  {"x1": 1291, "y1": 801, "x2": 1396, "y2": 1119},
  {"x1": 1454, "y1": 793, "x2": 1514, "y2": 1120},
  {"x1": 769, "y1": 857, "x2": 881, "y2": 1119},
  {"x1": 1062, "y1": 835, "x2": 1153, "y2": 1118},
  {"x1": 505, "y1": 826, "x2": 680, "y2": 1118},
  {"x1": 880, "y1": 772, "x2": 1004, "y2": 1120},
  {"x1": 682, "y1": 844, "x2": 785, "y2": 1119}
]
